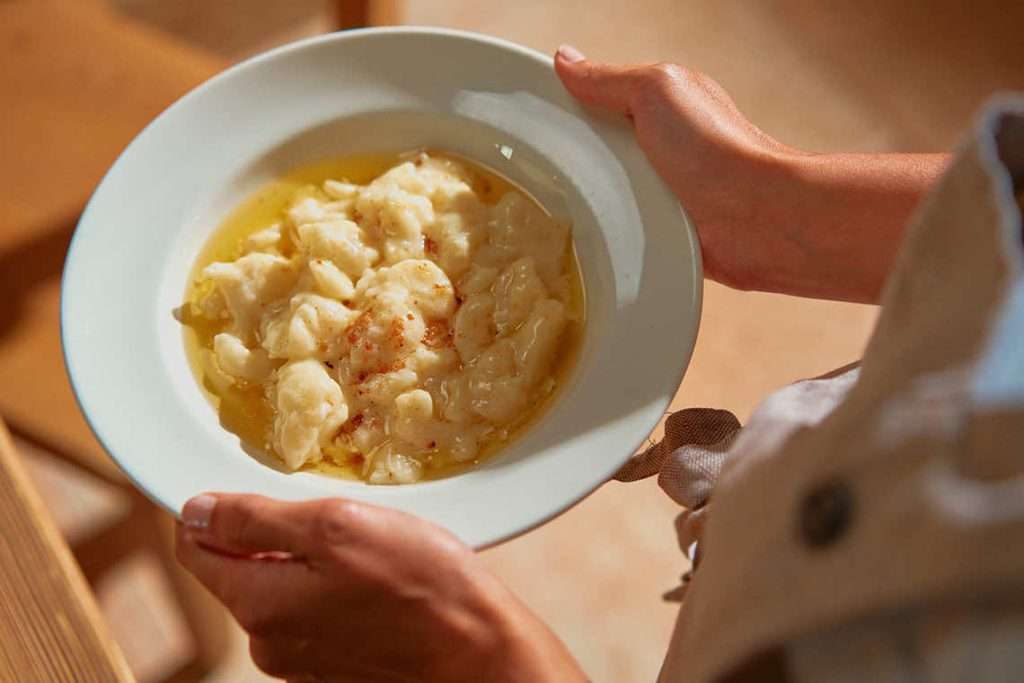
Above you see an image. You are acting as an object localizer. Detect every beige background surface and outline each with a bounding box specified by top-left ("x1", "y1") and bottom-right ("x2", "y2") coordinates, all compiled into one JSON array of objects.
[{"x1": 27, "y1": 1, "x2": 1024, "y2": 681}]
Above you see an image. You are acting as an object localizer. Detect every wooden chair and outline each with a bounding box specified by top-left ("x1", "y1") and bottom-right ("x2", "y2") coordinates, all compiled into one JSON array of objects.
[
  {"x1": 0, "y1": 3, "x2": 230, "y2": 681},
  {"x1": 0, "y1": 418, "x2": 135, "y2": 682}
]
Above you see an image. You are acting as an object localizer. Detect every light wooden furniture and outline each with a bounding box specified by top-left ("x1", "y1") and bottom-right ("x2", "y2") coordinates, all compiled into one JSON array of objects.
[
  {"x1": 0, "y1": 2, "x2": 230, "y2": 680},
  {"x1": 0, "y1": 419, "x2": 135, "y2": 683}
]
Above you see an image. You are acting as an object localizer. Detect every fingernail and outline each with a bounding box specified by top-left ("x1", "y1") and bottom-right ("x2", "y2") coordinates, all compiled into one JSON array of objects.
[
  {"x1": 557, "y1": 44, "x2": 586, "y2": 63},
  {"x1": 182, "y1": 494, "x2": 217, "y2": 530}
]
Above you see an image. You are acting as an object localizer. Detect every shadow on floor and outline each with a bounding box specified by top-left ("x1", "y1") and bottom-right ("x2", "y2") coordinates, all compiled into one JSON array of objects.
[{"x1": 0, "y1": 212, "x2": 78, "y2": 342}]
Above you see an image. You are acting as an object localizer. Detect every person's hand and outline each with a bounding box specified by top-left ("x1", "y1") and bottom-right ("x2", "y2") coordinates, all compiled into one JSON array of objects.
[
  {"x1": 175, "y1": 493, "x2": 585, "y2": 682},
  {"x1": 554, "y1": 45, "x2": 945, "y2": 303},
  {"x1": 554, "y1": 44, "x2": 797, "y2": 292}
]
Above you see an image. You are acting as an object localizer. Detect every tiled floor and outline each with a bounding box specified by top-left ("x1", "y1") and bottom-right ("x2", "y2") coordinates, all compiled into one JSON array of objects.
[{"x1": 23, "y1": 1, "x2": 1024, "y2": 681}]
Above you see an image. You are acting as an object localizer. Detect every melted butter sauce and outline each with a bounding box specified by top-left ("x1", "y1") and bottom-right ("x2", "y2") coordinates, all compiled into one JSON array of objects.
[{"x1": 182, "y1": 150, "x2": 585, "y2": 482}]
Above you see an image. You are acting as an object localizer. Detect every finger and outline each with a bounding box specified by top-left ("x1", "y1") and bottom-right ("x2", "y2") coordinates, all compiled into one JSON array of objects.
[
  {"x1": 675, "y1": 507, "x2": 707, "y2": 562},
  {"x1": 554, "y1": 45, "x2": 638, "y2": 114},
  {"x1": 175, "y1": 524, "x2": 320, "y2": 634},
  {"x1": 182, "y1": 493, "x2": 364, "y2": 557}
]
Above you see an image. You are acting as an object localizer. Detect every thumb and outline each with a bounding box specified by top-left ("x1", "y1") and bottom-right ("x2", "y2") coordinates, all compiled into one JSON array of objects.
[
  {"x1": 554, "y1": 45, "x2": 637, "y2": 115},
  {"x1": 180, "y1": 493, "x2": 316, "y2": 557}
]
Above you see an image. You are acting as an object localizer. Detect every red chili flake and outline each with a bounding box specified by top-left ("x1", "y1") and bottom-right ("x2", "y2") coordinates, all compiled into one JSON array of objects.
[
  {"x1": 346, "y1": 311, "x2": 371, "y2": 345},
  {"x1": 406, "y1": 313, "x2": 414, "y2": 321},
  {"x1": 422, "y1": 320, "x2": 452, "y2": 348},
  {"x1": 427, "y1": 440, "x2": 436, "y2": 449},
  {"x1": 338, "y1": 413, "x2": 364, "y2": 436},
  {"x1": 424, "y1": 236, "x2": 438, "y2": 255},
  {"x1": 388, "y1": 318, "x2": 405, "y2": 349},
  {"x1": 350, "y1": 453, "x2": 365, "y2": 466},
  {"x1": 377, "y1": 359, "x2": 405, "y2": 375}
]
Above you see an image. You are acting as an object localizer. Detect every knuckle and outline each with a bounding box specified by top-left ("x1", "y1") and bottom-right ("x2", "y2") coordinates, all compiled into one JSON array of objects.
[
  {"x1": 314, "y1": 499, "x2": 363, "y2": 547},
  {"x1": 631, "y1": 62, "x2": 687, "y2": 110},
  {"x1": 647, "y1": 62, "x2": 685, "y2": 87},
  {"x1": 223, "y1": 496, "x2": 269, "y2": 547},
  {"x1": 229, "y1": 508, "x2": 258, "y2": 548},
  {"x1": 644, "y1": 62, "x2": 709, "y2": 98},
  {"x1": 419, "y1": 518, "x2": 468, "y2": 556}
]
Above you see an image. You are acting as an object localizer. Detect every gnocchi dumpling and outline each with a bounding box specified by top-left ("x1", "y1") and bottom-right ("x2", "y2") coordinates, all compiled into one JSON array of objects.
[
  {"x1": 356, "y1": 185, "x2": 433, "y2": 264},
  {"x1": 466, "y1": 298, "x2": 566, "y2": 423},
  {"x1": 261, "y1": 293, "x2": 357, "y2": 361},
  {"x1": 186, "y1": 152, "x2": 576, "y2": 484},
  {"x1": 424, "y1": 210, "x2": 487, "y2": 280},
  {"x1": 272, "y1": 359, "x2": 349, "y2": 470},
  {"x1": 392, "y1": 389, "x2": 486, "y2": 463},
  {"x1": 242, "y1": 224, "x2": 282, "y2": 254},
  {"x1": 201, "y1": 252, "x2": 298, "y2": 344},
  {"x1": 286, "y1": 194, "x2": 351, "y2": 227},
  {"x1": 356, "y1": 259, "x2": 456, "y2": 320},
  {"x1": 493, "y1": 257, "x2": 548, "y2": 335},
  {"x1": 487, "y1": 192, "x2": 570, "y2": 292},
  {"x1": 366, "y1": 448, "x2": 423, "y2": 485},
  {"x1": 453, "y1": 292, "x2": 495, "y2": 362},
  {"x1": 213, "y1": 333, "x2": 274, "y2": 382},
  {"x1": 308, "y1": 259, "x2": 356, "y2": 301},
  {"x1": 459, "y1": 264, "x2": 499, "y2": 295},
  {"x1": 510, "y1": 298, "x2": 567, "y2": 385},
  {"x1": 296, "y1": 219, "x2": 378, "y2": 278}
]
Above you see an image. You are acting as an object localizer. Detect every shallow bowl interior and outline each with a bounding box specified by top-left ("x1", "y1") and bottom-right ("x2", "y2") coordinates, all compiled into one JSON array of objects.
[{"x1": 62, "y1": 28, "x2": 702, "y2": 548}]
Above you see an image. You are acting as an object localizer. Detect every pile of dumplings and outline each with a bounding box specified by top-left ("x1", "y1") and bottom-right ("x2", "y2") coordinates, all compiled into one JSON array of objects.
[{"x1": 190, "y1": 153, "x2": 573, "y2": 484}]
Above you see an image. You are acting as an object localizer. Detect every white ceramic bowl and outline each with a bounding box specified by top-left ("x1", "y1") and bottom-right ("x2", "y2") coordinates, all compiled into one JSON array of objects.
[{"x1": 62, "y1": 27, "x2": 701, "y2": 548}]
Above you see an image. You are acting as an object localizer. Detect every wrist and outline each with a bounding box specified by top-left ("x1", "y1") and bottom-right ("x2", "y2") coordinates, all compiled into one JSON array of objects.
[
  {"x1": 699, "y1": 145, "x2": 814, "y2": 294},
  {"x1": 490, "y1": 592, "x2": 587, "y2": 683},
  {"x1": 717, "y1": 147, "x2": 885, "y2": 301},
  {"x1": 750, "y1": 148, "x2": 838, "y2": 296},
  {"x1": 765, "y1": 151, "x2": 943, "y2": 302},
  {"x1": 435, "y1": 570, "x2": 585, "y2": 683}
]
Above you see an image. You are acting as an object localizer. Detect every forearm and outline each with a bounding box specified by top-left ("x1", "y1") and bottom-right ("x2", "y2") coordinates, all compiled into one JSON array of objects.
[
  {"x1": 750, "y1": 151, "x2": 949, "y2": 303},
  {"x1": 552, "y1": 53, "x2": 952, "y2": 305}
]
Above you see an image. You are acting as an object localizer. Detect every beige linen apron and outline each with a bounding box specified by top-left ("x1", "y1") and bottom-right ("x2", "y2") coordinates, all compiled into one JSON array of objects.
[{"x1": 623, "y1": 98, "x2": 1024, "y2": 682}]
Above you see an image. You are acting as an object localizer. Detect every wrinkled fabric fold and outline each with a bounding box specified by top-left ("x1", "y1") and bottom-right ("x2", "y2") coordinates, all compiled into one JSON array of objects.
[{"x1": 614, "y1": 408, "x2": 740, "y2": 507}]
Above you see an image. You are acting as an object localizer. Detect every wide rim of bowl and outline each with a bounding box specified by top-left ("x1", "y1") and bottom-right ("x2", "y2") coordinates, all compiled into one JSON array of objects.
[{"x1": 61, "y1": 26, "x2": 703, "y2": 548}]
